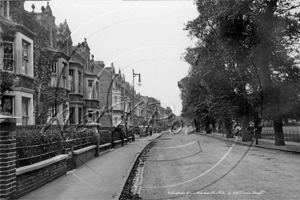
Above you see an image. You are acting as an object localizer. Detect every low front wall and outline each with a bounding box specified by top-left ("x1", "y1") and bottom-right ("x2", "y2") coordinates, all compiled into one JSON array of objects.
[
  {"x1": 10, "y1": 125, "x2": 158, "y2": 199},
  {"x1": 16, "y1": 155, "x2": 68, "y2": 199},
  {"x1": 73, "y1": 145, "x2": 96, "y2": 169}
]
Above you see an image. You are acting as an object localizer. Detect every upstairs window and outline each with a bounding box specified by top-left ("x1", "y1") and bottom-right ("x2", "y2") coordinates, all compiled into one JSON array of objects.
[
  {"x1": 0, "y1": 1, "x2": 9, "y2": 19},
  {"x1": 49, "y1": 29, "x2": 53, "y2": 48},
  {"x1": 114, "y1": 96, "x2": 118, "y2": 104},
  {"x1": 88, "y1": 80, "x2": 93, "y2": 99},
  {"x1": 78, "y1": 71, "x2": 82, "y2": 94},
  {"x1": 50, "y1": 62, "x2": 57, "y2": 86},
  {"x1": 95, "y1": 82, "x2": 99, "y2": 100},
  {"x1": 22, "y1": 40, "x2": 29, "y2": 74},
  {"x1": 62, "y1": 62, "x2": 67, "y2": 88},
  {"x1": 51, "y1": 62, "x2": 57, "y2": 73},
  {"x1": 50, "y1": 76, "x2": 57, "y2": 87},
  {"x1": 48, "y1": 106, "x2": 58, "y2": 118},
  {"x1": 63, "y1": 104, "x2": 68, "y2": 123},
  {"x1": 69, "y1": 69, "x2": 74, "y2": 92},
  {"x1": 3, "y1": 42, "x2": 14, "y2": 72}
]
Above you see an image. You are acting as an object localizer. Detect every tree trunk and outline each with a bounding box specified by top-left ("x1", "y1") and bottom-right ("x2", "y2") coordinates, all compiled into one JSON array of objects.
[
  {"x1": 217, "y1": 119, "x2": 223, "y2": 133},
  {"x1": 242, "y1": 114, "x2": 252, "y2": 142},
  {"x1": 194, "y1": 118, "x2": 201, "y2": 132},
  {"x1": 211, "y1": 121, "x2": 217, "y2": 133},
  {"x1": 205, "y1": 116, "x2": 212, "y2": 134},
  {"x1": 224, "y1": 118, "x2": 233, "y2": 138},
  {"x1": 273, "y1": 115, "x2": 285, "y2": 146}
]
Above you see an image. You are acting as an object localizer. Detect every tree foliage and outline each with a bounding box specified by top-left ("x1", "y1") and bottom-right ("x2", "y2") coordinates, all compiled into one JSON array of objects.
[
  {"x1": 181, "y1": 0, "x2": 300, "y2": 145},
  {"x1": 0, "y1": 70, "x2": 17, "y2": 98}
]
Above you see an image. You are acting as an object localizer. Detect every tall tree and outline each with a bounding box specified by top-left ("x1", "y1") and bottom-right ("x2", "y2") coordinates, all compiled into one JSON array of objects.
[{"x1": 183, "y1": 0, "x2": 300, "y2": 145}]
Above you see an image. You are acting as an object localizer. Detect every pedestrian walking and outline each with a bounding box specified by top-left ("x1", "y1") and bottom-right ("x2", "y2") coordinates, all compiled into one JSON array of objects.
[
  {"x1": 234, "y1": 124, "x2": 242, "y2": 137},
  {"x1": 115, "y1": 115, "x2": 126, "y2": 146},
  {"x1": 247, "y1": 122, "x2": 255, "y2": 135}
]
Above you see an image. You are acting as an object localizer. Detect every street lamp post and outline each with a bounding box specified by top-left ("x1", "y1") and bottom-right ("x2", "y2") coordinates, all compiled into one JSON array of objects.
[{"x1": 132, "y1": 69, "x2": 141, "y2": 126}]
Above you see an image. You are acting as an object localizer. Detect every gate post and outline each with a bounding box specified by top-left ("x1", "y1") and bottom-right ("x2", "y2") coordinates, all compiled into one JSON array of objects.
[{"x1": 0, "y1": 116, "x2": 17, "y2": 200}]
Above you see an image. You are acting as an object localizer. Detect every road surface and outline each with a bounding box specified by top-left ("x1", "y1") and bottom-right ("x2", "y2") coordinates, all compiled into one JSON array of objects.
[{"x1": 134, "y1": 127, "x2": 300, "y2": 200}]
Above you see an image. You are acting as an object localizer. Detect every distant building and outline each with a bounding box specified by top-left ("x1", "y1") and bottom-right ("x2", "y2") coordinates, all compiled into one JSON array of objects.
[{"x1": 95, "y1": 63, "x2": 134, "y2": 127}]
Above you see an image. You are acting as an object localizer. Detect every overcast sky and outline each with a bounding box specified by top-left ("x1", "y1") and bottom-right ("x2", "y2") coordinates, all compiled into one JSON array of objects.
[{"x1": 24, "y1": 0, "x2": 199, "y2": 115}]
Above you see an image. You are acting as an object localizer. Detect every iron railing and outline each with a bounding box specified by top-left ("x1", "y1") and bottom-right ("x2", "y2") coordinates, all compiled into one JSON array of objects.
[
  {"x1": 16, "y1": 136, "x2": 94, "y2": 168},
  {"x1": 261, "y1": 130, "x2": 300, "y2": 142}
]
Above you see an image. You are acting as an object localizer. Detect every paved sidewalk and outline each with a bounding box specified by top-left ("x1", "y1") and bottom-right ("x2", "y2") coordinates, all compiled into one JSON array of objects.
[
  {"x1": 191, "y1": 130, "x2": 300, "y2": 154},
  {"x1": 19, "y1": 131, "x2": 167, "y2": 200}
]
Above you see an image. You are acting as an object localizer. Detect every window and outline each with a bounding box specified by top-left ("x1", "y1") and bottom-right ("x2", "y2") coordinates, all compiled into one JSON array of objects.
[
  {"x1": 66, "y1": 42, "x2": 71, "y2": 55},
  {"x1": 114, "y1": 96, "x2": 118, "y2": 105},
  {"x1": 52, "y1": 30, "x2": 55, "y2": 48},
  {"x1": 69, "y1": 69, "x2": 74, "y2": 92},
  {"x1": 88, "y1": 110, "x2": 93, "y2": 122},
  {"x1": 114, "y1": 117, "x2": 118, "y2": 125},
  {"x1": 22, "y1": 98, "x2": 29, "y2": 125},
  {"x1": 51, "y1": 62, "x2": 57, "y2": 73},
  {"x1": 22, "y1": 40, "x2": 29, "y2": 74},
  {"x1": 69, "y1": 107, "x2": 75, "y2": 124},
  {"x1": 0, "y1": 1, "x2": 9, "y2": 18},
  {"x1": 49, "y1": 106, "x2": 57, "y2": 118},
  {"x1": 78, "y1": 71, "x2": 82, "y2": 93},
  {"x1": 63, "y1": 104, "x2": 68, "y2": 122},
  {"x1": 88, "y1": 80, "x2": 93, "y2": 99},
  {"x1": 62, "y1": 62, "x2": 67, "y2": 88},
  {"x1": 3, "y1": 42, "x2": 14, "y2": 72},
  {"x1": 95, "y1": 82, "x2": 99, "y2": 100},
  {"x1": 50, "y1": 76, "x2": 57, "y2": 87},
  {"x1": 78, "y1": 107, "x2": 82, "y2": 123},
  {"x1": 0, "y1": 96, "x2": 13, "y2": 116},
  {"x1": 49, "y1": 29, "x2": 53, "y2": 48}
]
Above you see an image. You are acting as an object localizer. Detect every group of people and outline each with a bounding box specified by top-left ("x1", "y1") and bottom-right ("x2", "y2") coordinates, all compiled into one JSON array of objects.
[{"x1": 233, "y1": 121, "x2": 262, "y2": 138}]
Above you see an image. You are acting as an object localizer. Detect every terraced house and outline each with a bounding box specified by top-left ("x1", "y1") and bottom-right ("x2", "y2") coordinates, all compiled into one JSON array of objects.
[
  {"x1": 0, "y1": 1, "x2": 167, "y2": 127},
  {"x1": 0, "y1": 0, "x2": 35, "y2": 125},
  {"x1": 35, "y1": 3, "x2": 100, "y2": 125},
  {"x1": 34, "y1": 3, "x2": 71, "y2": 125}
]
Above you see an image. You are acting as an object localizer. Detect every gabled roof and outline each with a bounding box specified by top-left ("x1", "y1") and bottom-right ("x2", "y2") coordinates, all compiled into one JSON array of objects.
[
  {"x1": 57, "y1": 19, "x2": 72, "y2": 43},
  {"x1": 44, "y1": 2, "x2": 53, "y2": 15}
]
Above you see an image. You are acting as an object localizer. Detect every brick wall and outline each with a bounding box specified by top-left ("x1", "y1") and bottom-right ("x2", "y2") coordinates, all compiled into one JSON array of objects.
[
  {"x1": 16, "y1": 159, "x2": 67, "y2": 199},
  {"x1": 100, "y1": 115, "x2": 113, "y2": 127},
  {"x1": 0, "y1": 123, "x2": 17, "y2": 200},
  {"x1": 73, "y1": 148, "x2": 96, "y2": 168},
  {"x1": 99, "y1": 130, "x2": 112, "y2": 145}
]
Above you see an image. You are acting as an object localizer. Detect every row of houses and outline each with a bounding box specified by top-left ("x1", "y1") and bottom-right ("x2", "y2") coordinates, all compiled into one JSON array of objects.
[{"x1": 0, "y1": 1, "x2": 170, "y2": 127}]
